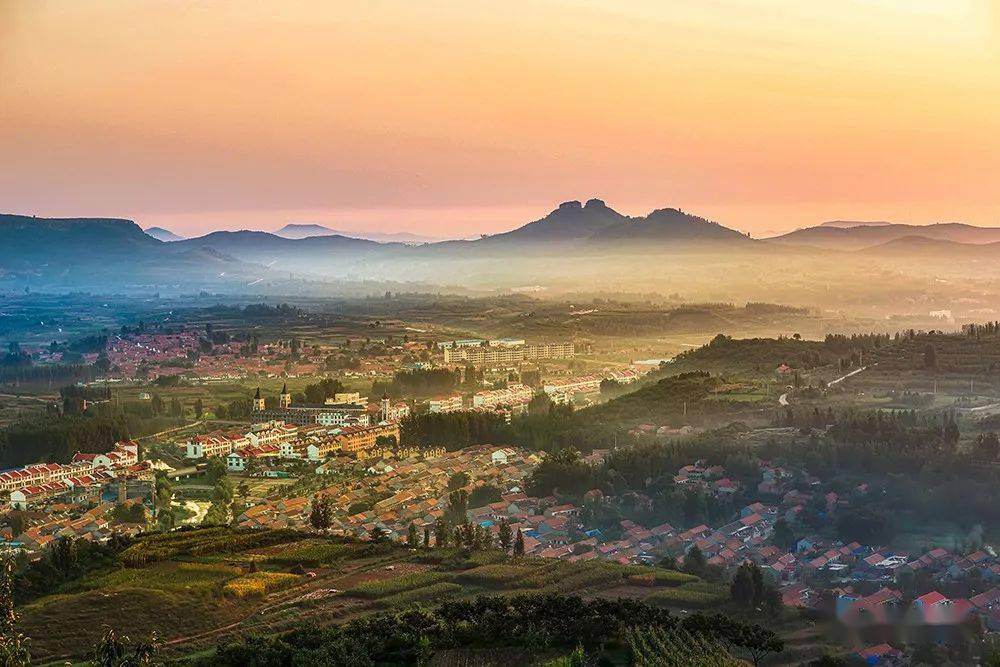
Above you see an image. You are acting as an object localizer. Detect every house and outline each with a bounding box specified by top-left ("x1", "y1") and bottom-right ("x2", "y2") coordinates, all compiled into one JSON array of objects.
[{"x1": 855, "y1": 644, "x2": 902, "y2": 663}]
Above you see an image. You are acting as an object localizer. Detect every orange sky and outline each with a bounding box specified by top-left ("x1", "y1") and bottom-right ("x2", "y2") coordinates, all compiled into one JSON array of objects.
[{"x1": 2, "y1": 0, "x2": 999, "y2": 237}]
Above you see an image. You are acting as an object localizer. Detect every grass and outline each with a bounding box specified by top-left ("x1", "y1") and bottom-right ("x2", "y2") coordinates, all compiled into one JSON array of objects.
[
  {"x1": 264, "y1": 539, "x2": 351, "y2": 567},
  {"x1": 454, "y1": 564, "x2": 539, "y2": 587},
  {"x1": 380, "y1": 582, "x2": 464, "y2": 606},
  {"x1": 346, "y1": 571, "x2": 453, "y2": 599},
  {"x1": 626, "y1": 569, "x2": 700, "y2": 588},
  {"x1": 223, "y1": 571, "x2": 301, "y2": 598},
  {"x1": 120, "y1": 527, "x2": 303, "y2": 566},
  {"x1": 645, "y1": 582, "x2": 728, "y2": 609},
  {"x1": 76, "y1": 561, "x2": 241, "y2": 597}
]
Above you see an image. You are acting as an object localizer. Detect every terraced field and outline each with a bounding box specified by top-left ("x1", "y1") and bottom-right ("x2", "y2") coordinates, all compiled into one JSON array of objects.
[{"x1": 18, "y1": 527, "x2": 743, "y2": 663}]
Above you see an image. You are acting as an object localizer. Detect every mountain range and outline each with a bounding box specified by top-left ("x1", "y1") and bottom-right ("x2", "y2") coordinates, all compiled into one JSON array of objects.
[
  {"x1": 767, "y1": 222, "x2": 1000, "y2": 250},
  {"x1": 474, "y1": 199, "x2": 751, "y2": 246},
  {"x1": 4, "y1": 202, "x2": 1000, "y2": 293},
  {"x1": 274, "y1": 223, "x2": 436, "y2": 244},
  {"x1": 144, "y1": 226, "x2": 185, "y2": 242}
]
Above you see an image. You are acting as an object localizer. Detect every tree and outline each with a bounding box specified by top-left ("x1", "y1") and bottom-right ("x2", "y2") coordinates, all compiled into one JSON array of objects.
[
  {"x1": 434, "y1": 518, "x2": 449, "y2": 548},
  {"x1": 407, "y1": 523, "x2": 419, "y2": 548},
  {"x1": 194, "y1": 398, "x2": 204, "y2": 419},
  {"x1": 513, "y1": 528, "x2": 525, "y2": 557},
  {"x1": 497, "y1": 520, "x2": 513, "y2": 553},
  {"x1": 976, "y1": 432, "x2": 1000, "y2": 460},
  {"x1": 6, "y1": 513, "x2": 24, "y2": 539},
  {"x1": 205, "y1": 457, "x2": 227, "y2": 484},
  {"x1": 92, "y1": 626, "x2": 158, "y2": 666},
  {"x1": 369, "y1": 526, "x2": 387, "y2": 543},
  {"x1": 730, "y1": 563, "x2": 756, "y2": 607},
  {"x1": 923, "y1": 344, "x2": 937, "y2": 369},
  {"x1": 683, "y1": 545, "x2": 706, "y2": 577},
  {"x1": 444, "y1": 489, "x2": 469, "y2": 525},
  {"x1": 0, "y1": 556, "x2": 30, "y2": 666},
  {"x1": 310, "y1": 495, "x2": 333, "y2": 531},
  {"x1": 771, "y1": 518, "x2": 795, "y2": 550},
  {"x1": 447, "y1": 472, "x2": 469, "y2": 491},
  {"x1": 153, "y1": 472, "x2": 174, "y2": 530},
  {"x1": 423, "y1": 527, "x2": 430, "y2": 548}
]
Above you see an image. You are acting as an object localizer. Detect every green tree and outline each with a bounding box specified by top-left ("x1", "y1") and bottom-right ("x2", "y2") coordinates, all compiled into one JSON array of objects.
[
  {"x1": 0, "y1": 556, "x2": 30, "y2": 666},
  {"x1": 513, "y1": 528, "x2": 525, "y2": 557},
  {"x1": 771, "y1": 518, "x2": 795, "y2": 550},
  {"x1": 309, "y1": 495, "x2": 333, "y2": 531},
  {"x1": 683, "y1": 545, "x2": 706, "y2": 578},
  {"x1": 730, "y1": 563, "x2": 756, "y2": 607},
  {"x1": 447, "y1": 472, "x2": 469, "y2": 491},
  {"x1": 497, "y1": 520, "x2": 513, "y2": 553},
  {"x1": 92, "y1": 626, "x2": 158, "y2": 667},
  {"x1": 434, "y1": 518, "x2": 450, "y2": 547},
  {"x1": 407, "y1": 523, "x2": 419, "y2": 548}
]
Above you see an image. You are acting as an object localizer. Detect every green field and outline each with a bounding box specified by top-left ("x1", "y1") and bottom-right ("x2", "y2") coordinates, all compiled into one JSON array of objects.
[{"x1": 16, "y1": 527, "x2": 759, "y2": 664}]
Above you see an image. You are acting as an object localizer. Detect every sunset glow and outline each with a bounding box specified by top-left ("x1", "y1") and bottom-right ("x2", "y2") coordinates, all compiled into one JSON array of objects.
[{"x1": 2, "y1": 1, "x2": 999, "y2": 236}]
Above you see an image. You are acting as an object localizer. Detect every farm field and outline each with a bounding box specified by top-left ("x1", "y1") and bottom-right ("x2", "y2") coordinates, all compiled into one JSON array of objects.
[{"x1": 16, "y1": 527, "x2": 822, "y2": 664}]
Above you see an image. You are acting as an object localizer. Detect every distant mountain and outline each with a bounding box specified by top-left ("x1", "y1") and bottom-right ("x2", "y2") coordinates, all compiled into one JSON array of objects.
[
  {"x1": 477, "y1": 199, "x2": 750, "y2": 247},
  {"x1": 0, "y1": 214, "x2": 256, "y2": 289},
  {"x1": 144, "y1": 226, "x2": 185, "y2": 242},
  {"x1": 858, "y1": 236, "x2": 1000, "y2": 258},
  {"x1": 482, "y1": 199, "x2": 628, "y2": 243},
  {"x1": 819, "y1": 220, "x2": 893, "y2": 229},
  {"x1": 171, "y1": 230, "x2": 398, "y2": 275},
  {"x1": 592, "y1": 207, "x2": 751, "y2": 243},
  {"x1": 275, "y1": 223, "x2": 436, "y2": 244},
  {"x1": 768, "y1": 222, "x2": 1000, "y2": 250}
]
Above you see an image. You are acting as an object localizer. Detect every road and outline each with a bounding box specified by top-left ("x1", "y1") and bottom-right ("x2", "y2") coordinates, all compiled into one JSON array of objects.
[
  {"x1": 777, "y1": 363, "x2": 876, "y2": 405},
  {"x1": 826, "y1": 364, "x2": 875, "y2": 387},
  {"x1": 136, "y1": 420, "x2": 204, "y2": 441}
]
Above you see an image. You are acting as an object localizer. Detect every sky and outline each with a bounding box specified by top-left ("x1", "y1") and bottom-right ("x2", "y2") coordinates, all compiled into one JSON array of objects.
[{"x1": 2, "y1": 0, "x2": 999, "y2": 238}]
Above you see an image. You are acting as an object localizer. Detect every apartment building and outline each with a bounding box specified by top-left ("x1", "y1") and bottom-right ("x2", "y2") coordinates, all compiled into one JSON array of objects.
[
  {"x1": 444, "y1": 340, "x2": 574, "y2": 365},
  {"x1": 472, "y1": 383, "x2": 535, "y2": 410},
  {"x1": 429, "y1": 395, "x2": 465, "y2": 413}
]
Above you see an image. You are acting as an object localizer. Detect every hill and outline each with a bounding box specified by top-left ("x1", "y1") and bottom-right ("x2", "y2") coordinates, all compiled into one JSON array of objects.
[
  {"x1": 0, "y1": 214, "x2": 272, "y2": 291},
  {"x1": 819, "y1": 220, "x2": 893, "y2": 228},
  {"x1": 479, "y1": 199, "x2": 751, "y2": 247},
  {"x1": 275, "y1": 223, "x2": 435, "y2": 244},
  {"x1": 858, "y1": 236, "x2": 1000, "y2": 259},
  {"x1": 171, "y1": 230, "x2": 399, "y2": 275},
  {"x1": 143, "y1": 226, "x2": 185, "y2": 242},
  {"x1": 769, "y1": 222, "x2": 1000, "y2": 250},
  {"x1": 14, "y1": 527, "x2": 787, "y2": 664}
]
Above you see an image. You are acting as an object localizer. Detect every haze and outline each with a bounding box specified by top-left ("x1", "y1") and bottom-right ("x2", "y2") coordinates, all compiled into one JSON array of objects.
[{"x1": 2, "y1": 0, "x2": 999, "y2": 237}]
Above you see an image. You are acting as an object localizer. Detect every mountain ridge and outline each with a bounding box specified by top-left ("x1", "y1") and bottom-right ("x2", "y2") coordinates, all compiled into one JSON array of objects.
[{"x1": 144, "y1": 226, "x2": 185, "y2": 242}]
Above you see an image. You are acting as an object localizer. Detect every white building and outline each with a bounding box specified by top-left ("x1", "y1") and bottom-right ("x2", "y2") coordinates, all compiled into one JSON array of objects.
[{"x1": 429, "y1": 395, "x2": 464, "y2": 413}]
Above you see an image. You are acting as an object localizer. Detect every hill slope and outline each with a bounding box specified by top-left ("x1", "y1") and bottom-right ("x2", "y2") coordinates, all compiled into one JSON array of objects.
[
  {"x1": 144, "y1": 226, "x2": 186, "y2": 242},
  {"x1": 769, "y1": 222, "x2": 1000, "y2": 250}
]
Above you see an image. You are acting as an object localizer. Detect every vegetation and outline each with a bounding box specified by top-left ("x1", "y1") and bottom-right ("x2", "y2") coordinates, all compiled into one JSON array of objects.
[{"x1": 203, "y1": 594, "x2": 781, "y2": 666}]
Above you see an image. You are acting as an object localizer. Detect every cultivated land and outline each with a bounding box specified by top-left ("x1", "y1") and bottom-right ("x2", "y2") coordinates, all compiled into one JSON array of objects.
[{"x1": 20, "y1": 527, "x2": 830, "y2": 664}]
